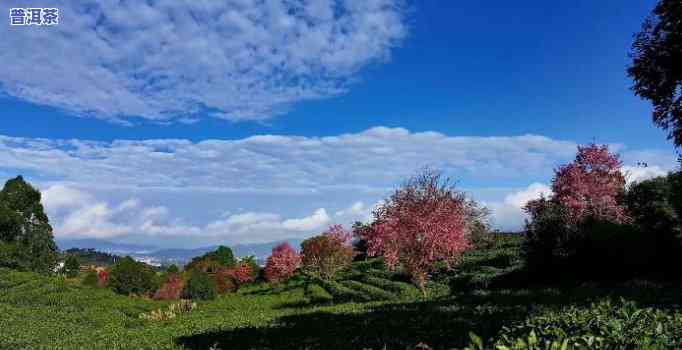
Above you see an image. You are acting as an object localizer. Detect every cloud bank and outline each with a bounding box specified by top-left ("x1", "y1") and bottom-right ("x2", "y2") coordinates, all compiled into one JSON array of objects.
[
  {"x1": 0, "y1": 0, "x2": 407, "y2": 124},
  {"x1": 1, "y1": 127, "x2": 676, "y2": 246}
]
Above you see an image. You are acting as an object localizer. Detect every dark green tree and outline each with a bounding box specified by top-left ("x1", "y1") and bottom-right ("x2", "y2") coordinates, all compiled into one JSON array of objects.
[
  {"x1": 166, "y1": 264, "x2": 179, "y2": 274},
  {"x1": 182, "y1": 270, "x2": 217, "y2": 300},
  {"x1": 108, "y1": 256, "x2": 156, "y2": 296},
  {"x1": 0, "y1": 176, "x2": 58, "y2": 274},
  {"x1": 212, "y1": 246, "x2": 236, "y2": 267},
  {"x1": 185, "y1": 245, "x2": 236, "y2": 272},
  {"x1": 629, "y1": 0, "x2": 682, "y2": 146},
  {"x1": 64, "y1": 255, "x2": 80, "y2": 278}
]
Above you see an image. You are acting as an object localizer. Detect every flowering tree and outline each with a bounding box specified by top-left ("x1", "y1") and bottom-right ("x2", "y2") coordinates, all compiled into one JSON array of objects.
[
  {"x1": 550, "y1": 144, "x2": 629, "y2": 224},
  {"x1": 97, "y1": 270, "x2": 109, "y2": 288},
  {"x1": 154, "y1": 273, "x2": 184, "y2": 300},
  {"x1": 523, "y1": 144, "x2": 630, "y2": 272},
  {"x1": 367, "y1": 169, "x2": 471, "y2": 297},
  {"x1": 301, "y1": 225, "x2": 355, "y2": 280},
  {"x1": 229, "y1": 263, "x2": 255, "y2": 289},
  {"x1": 264, "y1": 243, "x2": 301, "y2": 284},
  {"x1": 215, "y1": 268, "x2": 238, "y2": 294}
]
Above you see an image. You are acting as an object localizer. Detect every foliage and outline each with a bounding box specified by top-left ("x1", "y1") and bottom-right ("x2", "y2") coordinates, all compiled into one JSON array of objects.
[
  {"x1": 367, "y1": 169, "x2": 471, "y2": 296},
  {"x1": 185, "y1": 246, "x2": 236, "y2": 273},
  {"x1": 0, "y1": 242, "x2": 30, "y2": 271},
  {"x1": 215, "y1": 268, "x2": 238, "y2": 294},
  {"x1": 470, "y1": 299, "x2": 682, "y2": 349},
  {"x1": 0, "y1": 176, "x2": 58, "y2": 274},
  {"x1": 231, "y1": 263, "x2": 255, "y2": 286},
  {"x1": 166, "y1": 264, "x2": 179, "y2": 274},
  {"x1": 97, "y1": 270, "x2": 109, "y2": 288},
  {"x1": 301, "y1": 225, "x2": 355, "y2": 280},
  {"x1": 64, "y1": 248, "x2": 121, "y2": 267},
  {"x1": 64, "y1": 255, "x2": 80, "y2": 278},
  {"x1": 625, "y1": 173, "x2": 682, "y2": 276},
  {"x1": 629, "y1": 0, "x2": 682, "y2": 146},
  {"x1": 182, "y1": 270, "x2": 217, "y2": 300},
  {"x1": 549, "y1": 144, "x2": 628, "y2": 225},
  {"x1": 264, "y1": 243, "x2": 301, "y2": 284},
  {"x1": 140, "y1": 300, "x2": 196, "y2": 322},
  {"x1": 82, "y1": 270, "x2": 99, "y2": 287},
  {"x1": 5, "y1": 234, "x2": 682, "y2": 350},
  {"x1": 351, "y1": 221, "x2": 373, "y2": 261},
  {"x1": 523, "y1": 145, "x2": 629, "y2": 275},
  {"x1": 154, "y1": 273, "x2": 184, "y2": 300},
  {"x1": 108, "y1": 256, "x2": 156, "y2": 296},
  {"x1": 240, "y1": 255, "x2": 261, "y2": 281}
]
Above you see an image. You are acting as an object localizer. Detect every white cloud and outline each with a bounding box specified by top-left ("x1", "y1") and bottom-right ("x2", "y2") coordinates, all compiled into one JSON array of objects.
[
  {"x1": 487, "y1": 183, "x2": 552, "y2": 231},
  {"x1": 2, "y1": 127, "x2": 677, "y2": 245},
  {"x1": 622, "y1": 165, "x2": 669, "y2": 185},
  {"x1": 42, "y1": 184, "x2": 335, "y2": 244},
  {"x1": 503, "y1": 183, "x2": 552, "y2": 208},
  {"x1": 0, "y1": 128, "x2": 585, "y2": 194},
  {"x1": 282, "y1": 208, "x2": 330, "y2": 231},
  {"x1": 0, "y1": 0, "x2": 407, "y2": 124}
]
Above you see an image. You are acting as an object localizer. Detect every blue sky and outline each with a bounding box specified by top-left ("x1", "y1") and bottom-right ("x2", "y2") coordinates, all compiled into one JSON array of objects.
[{"x1": 0, "y1": 0, "x2": 677, "y2": 248}]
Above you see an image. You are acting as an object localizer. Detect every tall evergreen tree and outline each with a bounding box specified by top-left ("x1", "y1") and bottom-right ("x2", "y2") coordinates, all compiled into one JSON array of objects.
[{"x1": 0, "y1": 176, "x2": 58, "y2": 274}]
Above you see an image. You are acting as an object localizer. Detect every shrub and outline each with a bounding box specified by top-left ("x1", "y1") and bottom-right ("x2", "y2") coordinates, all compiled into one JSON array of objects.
[
  {"x1": 305, "y1": 283, "x2": 334, "y2": 303},
  {"x1": 468, "y1": 299, "x2": 682, "y2": 349},
  {"x1": 367, "y1": 169, "x2": 472, "y2": 296},
  {"x1": 301, "y1": 225, "x2": 355, "y2": 280},
  {"x1": 182, "y1": 270, "x2": 217, "y2": 300},
  {"x1": 154, "y1": 273, "x2": 184, "y2": 300},
  {"x1": 108, "y1": 256, "x2": 156, "y2": 296},
  {"x1": 81, "y1": 270, "x2": 98, "y2": 287},
  {"x1": 264, "y1": 243, "x2": 301, "y2": 284},
  {"x1": 317, "y1": 278, "x2": 369, "y2": 302}
]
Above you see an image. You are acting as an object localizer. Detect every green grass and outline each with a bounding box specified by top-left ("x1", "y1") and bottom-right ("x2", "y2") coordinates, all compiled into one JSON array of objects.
[{"x1": 3, "y1": 234, "x2": 682, "y2": 349}]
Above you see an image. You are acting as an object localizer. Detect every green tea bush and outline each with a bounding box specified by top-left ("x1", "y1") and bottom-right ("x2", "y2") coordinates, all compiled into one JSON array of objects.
[
  {"x1": 182, "y1": 270, "x2": 217, "y2": 300},
  {"x1": 305, "y1": 283, "x2": 334, "y2": 303},
  {"x1": 469, "y1": 299, "x2": 682, "y2": 349},
  {"x1": 81, "y1": 269, "x2": 99, "y2": 287},
  {"x1": 359, "y1": 275, "x2": 417, "y2": 297},
  {"x1": 341, "y1": 280, "x2": 395, "y2": 300},
  {"x1": 317, "y1": 278, "x2": 369, "y2": 302}
]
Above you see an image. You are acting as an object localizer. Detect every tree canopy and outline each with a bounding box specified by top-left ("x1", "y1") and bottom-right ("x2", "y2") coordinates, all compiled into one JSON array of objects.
[
  {"x1": 629, "y1": 0, "x2": 682, "y2": 146},
  {"x1": 0, "y1": 176, "x2": 58, "y2": 274}
]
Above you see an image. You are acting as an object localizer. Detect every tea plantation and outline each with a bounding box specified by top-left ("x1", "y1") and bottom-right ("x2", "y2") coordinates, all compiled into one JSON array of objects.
[{"x1": 2, "y1": 235, "x2": 682, "y2": 350}]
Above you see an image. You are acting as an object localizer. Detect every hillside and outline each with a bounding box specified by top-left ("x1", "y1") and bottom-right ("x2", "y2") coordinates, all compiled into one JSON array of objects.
[{"x1": 4, "y1": 235, "x2": 682, "y2": 349}]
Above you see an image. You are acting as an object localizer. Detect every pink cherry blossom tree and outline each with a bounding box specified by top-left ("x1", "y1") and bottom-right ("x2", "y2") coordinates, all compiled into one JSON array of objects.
[
  {"x1": 551, "y1": 144, "x2": 629, "y2": 225},
  {"x1": 264, "y1": 243, "x2": 301, "y2": 284},
  {"x1": 366, "y1": 169, "x2": 472, "y2": 297}
]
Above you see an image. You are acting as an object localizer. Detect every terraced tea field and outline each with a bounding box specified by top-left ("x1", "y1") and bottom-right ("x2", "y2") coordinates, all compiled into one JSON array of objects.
[{"x1": 4, "y1": 235, "x2": 682, "y2": 349}]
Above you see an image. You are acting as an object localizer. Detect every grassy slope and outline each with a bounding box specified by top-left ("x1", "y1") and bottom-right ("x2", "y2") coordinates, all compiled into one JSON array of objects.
[{"x1": 3, "y1": 235, "x2": 682, "y2": 350}]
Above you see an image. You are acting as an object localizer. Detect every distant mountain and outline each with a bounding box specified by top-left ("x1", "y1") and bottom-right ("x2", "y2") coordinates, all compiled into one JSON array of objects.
[
  {"x1": 56, "y1": 238, "x2": 304, "y2": 267},
  {"x1": 57, "y1": 239, "x2": 157, "y2": 255}
]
